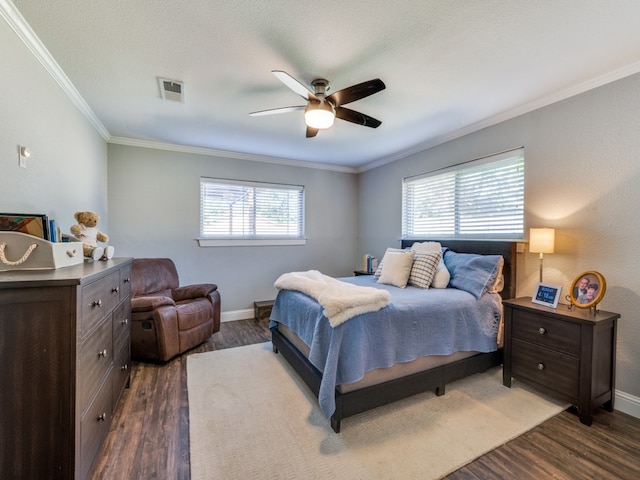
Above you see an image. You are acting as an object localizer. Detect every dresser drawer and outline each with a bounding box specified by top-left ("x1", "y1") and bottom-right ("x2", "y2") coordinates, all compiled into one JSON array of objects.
[
  {"x1": 80, "y1": 379, "x2": 113, "y2": 480},
  {"x1": 119, "y1": 264, "x2": 132, "y2": 301},
  {"x1": 511, "y1": 338, "x2": 579, "y2": 398},
  {"x1": 511, "y1": 310, "x2": 580, "y2": 354},
  {"x1": 113, "y1": 298, "x2": 130, "y2": 347},
  {"x1": 81, "y1": 271, "x2": 121, "y2": 336},
  {"x1": 112, "y1": 331, "x2": 130, "y2": 407},
  {"x1": 79, "y1": 318, "x2": 113, "y2": 412}
]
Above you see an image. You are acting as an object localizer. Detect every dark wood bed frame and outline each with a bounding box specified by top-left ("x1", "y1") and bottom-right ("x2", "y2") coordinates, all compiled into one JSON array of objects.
[{"x1": 271, "y1": 239, "x2": 517, "y2": 432}]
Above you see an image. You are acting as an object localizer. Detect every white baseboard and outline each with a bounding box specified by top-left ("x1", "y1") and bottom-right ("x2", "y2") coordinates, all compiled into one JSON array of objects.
[
  {"x1": 221, "y1": 308, "x2": 255, "y2": 323},
  {"x1": 615, "y1": 389, "x2": 640, "y2": 419}
]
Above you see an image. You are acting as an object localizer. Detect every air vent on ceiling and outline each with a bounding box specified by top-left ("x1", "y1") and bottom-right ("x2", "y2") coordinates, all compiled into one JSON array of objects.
[{"x1": 158, "y1": 77, "x2": 184, "y2": 102}]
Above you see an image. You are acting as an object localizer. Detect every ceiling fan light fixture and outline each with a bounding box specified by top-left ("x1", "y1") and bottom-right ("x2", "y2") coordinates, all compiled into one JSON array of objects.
[{"x1": 304, "y1": 102, "x2": 335, "y2": 129}]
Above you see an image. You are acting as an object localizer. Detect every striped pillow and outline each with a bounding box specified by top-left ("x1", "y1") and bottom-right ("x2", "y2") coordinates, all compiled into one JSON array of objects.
[{"x1": 408, "y1": 251, "x2": 442, "y2": 289}]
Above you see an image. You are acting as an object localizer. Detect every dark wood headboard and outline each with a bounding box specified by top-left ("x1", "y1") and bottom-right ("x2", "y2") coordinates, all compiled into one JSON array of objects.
[{"x1": 400, "y1": 239, "x2": 517, "y2": 300}]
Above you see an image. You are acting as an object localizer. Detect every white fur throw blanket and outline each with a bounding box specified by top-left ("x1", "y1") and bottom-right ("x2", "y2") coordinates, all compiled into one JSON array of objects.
[{"x1": 274, "y1": 270, "x2": 391, "y2": 327}]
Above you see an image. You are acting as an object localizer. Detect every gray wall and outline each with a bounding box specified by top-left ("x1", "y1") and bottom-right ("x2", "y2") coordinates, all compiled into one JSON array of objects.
[
  {"x1": 358, "y1": 72, "x2": 640, "y2": 412},
  {"x1": 0, "y1": 16, "x2": 107, "y2": 236},
  {"x1": 107, "y1": 144, "x2": 359, "y2": 313}
]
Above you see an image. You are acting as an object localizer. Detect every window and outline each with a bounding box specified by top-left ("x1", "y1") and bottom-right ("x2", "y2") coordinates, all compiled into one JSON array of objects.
[
  {"x1": 199, "y1": 177, "x2": 305, "y2": 246},
  {"x1": 402, "y1": 148, "x2": 524, "y2": 240}
]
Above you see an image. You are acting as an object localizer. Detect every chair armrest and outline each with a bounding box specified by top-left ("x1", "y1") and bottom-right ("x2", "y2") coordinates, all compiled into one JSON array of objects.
[
  {"x1": 173, "y1": 283, "x2": 218, "y2": 302},
  {"x1": 131, "y1": 295, "x2": 176, "y2": 312}
]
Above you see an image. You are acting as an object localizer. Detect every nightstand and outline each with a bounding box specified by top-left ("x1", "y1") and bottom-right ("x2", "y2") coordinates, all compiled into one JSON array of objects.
[
  {"x1": 353, "y1": 270, "x2": 374, "y2": 276},
  {"x1": 502, "y1": 297, "x2": 619, "y2": 426}
]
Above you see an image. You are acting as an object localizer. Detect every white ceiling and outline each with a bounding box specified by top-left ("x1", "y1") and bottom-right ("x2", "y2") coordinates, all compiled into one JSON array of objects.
[{"x1": 7, "y1": 0, "x2": 640, "y2": 170}]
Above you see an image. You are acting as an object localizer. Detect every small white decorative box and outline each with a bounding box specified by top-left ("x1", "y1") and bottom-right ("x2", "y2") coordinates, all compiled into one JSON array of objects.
[{"x1": 0, "y1": 231, "x2": 84, "y2": 271}]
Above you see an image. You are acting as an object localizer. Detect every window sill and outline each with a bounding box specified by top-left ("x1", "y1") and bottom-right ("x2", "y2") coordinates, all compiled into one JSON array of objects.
[{"x1": 197, "y1": 238, "x2": 307, "y2": 247}]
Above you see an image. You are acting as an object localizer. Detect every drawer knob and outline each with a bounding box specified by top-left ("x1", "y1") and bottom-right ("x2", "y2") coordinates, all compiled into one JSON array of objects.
[
  {"x1": 121, "y1": 364, "x2": 129, "y2": 371},
  {"x1": 124, "y1": 277, "x2": 131, "y2": 283},
  {"x1": 98, "y1": 349, "x2": 108, "y2": 358},
  {"x1": 93, "y1": 299, "x2": 103, "y2": 308},
  {"x1": 112, "y1": 286, "x2": 120, "y2": 294},
  {"x1": 537, "y1": 363, "x2": 545, "y2": 370},
  {"x1": 121, "y1": 318, "x2": 129, "y2": 325},
  {"x1": 538, "y1": 327, "x2": 546, "y2": 335},
  {"x1": 97, "y1": 413, "x2": 107, "y2": 421}
]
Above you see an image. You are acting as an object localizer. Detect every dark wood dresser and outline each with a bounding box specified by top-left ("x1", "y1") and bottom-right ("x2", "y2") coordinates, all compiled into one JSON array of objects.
[
  {"x1": 503, "y1": 297, "x2": 619, "y2": 426},
  {"x1": 0, "y1": 258, "x2": 132, "y2": 479}
]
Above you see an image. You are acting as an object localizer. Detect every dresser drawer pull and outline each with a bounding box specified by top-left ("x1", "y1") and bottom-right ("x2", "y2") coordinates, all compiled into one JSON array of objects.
[
  {"x1": 121, "y1": 364, "x2": 129, "y2": 372},
  {"x1": 538, "y1": 327, "x2": 546, "y2": 335},
  {"x1": 98, "y1": 349, "x2": 108, "y2": 358},
  {"x1": 92, "y1": 299, "x2": 103, "y2": 308},
  {"x1": 112, "y1": 286, "x2": 119, "y2": 294},
  {"x1": 124, "y1": 277, "x2": 131, "y2": 283},
  {"x1": 537, "y1": 363, "x2": 545, "y2": 370},
  {"x1": 121, "y1": 318, "x2": 129, "y2": 326},
  {"x1": 97, "y1": 413, "x2": 107, "y2": 422}
]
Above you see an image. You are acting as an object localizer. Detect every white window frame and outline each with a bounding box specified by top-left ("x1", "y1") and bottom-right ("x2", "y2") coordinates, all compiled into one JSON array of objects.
[
  {"x1": 402, "y1": 148, "x2": 525, "y2": 240},
  {"x1": 198, "y1": 177, "x2": 306, "y2": 247}
]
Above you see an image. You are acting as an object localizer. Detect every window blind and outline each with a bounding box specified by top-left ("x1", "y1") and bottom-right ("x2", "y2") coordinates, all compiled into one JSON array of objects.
[
  {"x1": 200, "y1": 178, "x2": 304, "y2": 238},
  {"x1": 402, "y1": 148, "x2": 524, "y2": 239}
]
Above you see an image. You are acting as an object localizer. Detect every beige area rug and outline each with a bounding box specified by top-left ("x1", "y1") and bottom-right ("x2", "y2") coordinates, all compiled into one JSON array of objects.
[{"x1": 187, "y1": 343, "x2": 567, "y2": 480}]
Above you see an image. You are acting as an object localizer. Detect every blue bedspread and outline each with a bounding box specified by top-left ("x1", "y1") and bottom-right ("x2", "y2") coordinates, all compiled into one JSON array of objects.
[{"x1": 270, "y1": 275, "x2": 503, "y2": 418}]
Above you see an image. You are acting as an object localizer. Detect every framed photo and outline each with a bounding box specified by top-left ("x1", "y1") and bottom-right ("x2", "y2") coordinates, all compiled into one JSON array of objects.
[
  {"x1": 570, "y1": 271, "x2": 606, "y2": 309},
  {"x1": 0, "y1": 213, "x2": 49, "y2": 240},
  {"x1": 532, "y1": 282, "x2": 563, "y2": 308}
]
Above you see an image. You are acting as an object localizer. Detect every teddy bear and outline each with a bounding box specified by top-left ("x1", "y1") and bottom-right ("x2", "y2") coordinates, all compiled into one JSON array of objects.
[{"x1": 70, "y1": 211, "x2": 115, "y2": 260}]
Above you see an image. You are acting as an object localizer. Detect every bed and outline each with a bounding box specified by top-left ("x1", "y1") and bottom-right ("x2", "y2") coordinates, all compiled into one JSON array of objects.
[{"x1": 270, "y1": 239, "x2": 517, "y2": 432}]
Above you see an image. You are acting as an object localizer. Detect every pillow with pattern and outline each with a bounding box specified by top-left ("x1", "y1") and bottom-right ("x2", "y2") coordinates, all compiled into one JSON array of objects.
[{"x1": 408, "y1": 251, "x2": 442, "y2": 289}]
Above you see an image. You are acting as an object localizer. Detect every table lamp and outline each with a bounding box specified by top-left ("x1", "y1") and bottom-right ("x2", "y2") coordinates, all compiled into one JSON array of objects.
[{"x1": 529, "y1": 228, "x2": 555, "y2": 282}]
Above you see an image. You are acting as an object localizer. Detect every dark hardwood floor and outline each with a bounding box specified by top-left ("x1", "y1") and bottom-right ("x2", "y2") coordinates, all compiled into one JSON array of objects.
[{"x1": 92, "y1": 319, "x2": 640, "y2": 479}]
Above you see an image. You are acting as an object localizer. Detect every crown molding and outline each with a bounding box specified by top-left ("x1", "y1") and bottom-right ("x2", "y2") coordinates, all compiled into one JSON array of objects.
[
  {"x1": 107, "y1": 136, "x2": 358, "y2": 174},
  {"x1": 6, "y1": 0, "x2": 640, "y2": 175},
  {"x1": 358, "y1": 60, "x2": 640, "y2": 173},
  {"x1": 1, "y1": 0, "x2": 110, "y2": 140}
]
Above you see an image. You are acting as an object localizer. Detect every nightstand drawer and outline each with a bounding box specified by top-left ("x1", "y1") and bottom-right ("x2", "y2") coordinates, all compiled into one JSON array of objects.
[
  {"x1": 511, "y1": 338, "x2": 579, "y2": 398},
  {"x1": 512, "y1": 310, "x2": 580, "y2": 354}
]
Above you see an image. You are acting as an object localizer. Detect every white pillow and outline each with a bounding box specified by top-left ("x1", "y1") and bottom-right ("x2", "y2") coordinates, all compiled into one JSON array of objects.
[
  {"x1": 410, "y1": 242, "x2": 450, "y2": 288},
  {"x1": 374, "y1": 247, "x2": 405, "y2": 277},
  {"x1": 377, "y1": 251, "x2": 415, "y2": 288},
  {"x1": 486, "y1": 257, "x2": 505, "y2": 293},
  {"x1": 410, "y1": 241, "x2": 441, "y2": 253}
]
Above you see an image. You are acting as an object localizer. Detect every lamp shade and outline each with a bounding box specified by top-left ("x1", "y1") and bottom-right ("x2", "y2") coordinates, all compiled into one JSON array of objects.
[
  {"x1": 304, "y1": 102, "x2": 335, "y2": 129},
  {"x1": 529, "y1": 228, "x2": 555, "y2": 254}
]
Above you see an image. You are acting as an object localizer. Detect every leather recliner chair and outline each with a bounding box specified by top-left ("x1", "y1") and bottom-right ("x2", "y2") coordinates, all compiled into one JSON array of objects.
[{"x1": 130, "y1": 258, "x2": 221, "y2": 362}]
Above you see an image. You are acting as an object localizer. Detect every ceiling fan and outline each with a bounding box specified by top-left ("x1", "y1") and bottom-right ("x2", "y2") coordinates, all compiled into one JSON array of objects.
[{"x1": 250, "y1": 70, "x2": 385, "y2": 138}]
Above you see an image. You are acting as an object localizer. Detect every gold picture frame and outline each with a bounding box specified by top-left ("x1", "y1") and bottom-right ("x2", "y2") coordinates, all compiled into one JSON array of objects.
[{"x1": 569, "y1": 271, "x2": 606, "y2": 309}]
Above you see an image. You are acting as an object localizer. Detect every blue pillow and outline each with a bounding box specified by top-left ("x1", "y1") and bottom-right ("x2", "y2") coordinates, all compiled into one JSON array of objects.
[{"x1": 443, "y1": 250, "x2": 503, "y2": 299}]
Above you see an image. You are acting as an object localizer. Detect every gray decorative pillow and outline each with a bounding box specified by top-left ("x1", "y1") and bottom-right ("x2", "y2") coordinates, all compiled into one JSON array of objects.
[{"x1": 408, "y1": 251, "x2": 442, "y2": 289}]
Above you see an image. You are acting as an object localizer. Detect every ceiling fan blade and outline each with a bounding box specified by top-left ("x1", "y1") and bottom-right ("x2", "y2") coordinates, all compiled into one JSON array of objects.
[
  {"x1": 335, "y1": 107, "x2": 382, "y2": 128},
  {"x1": 272, "y1": 70, "x2": 318, "y2": 101},
  {"x1": 327, "y1": 79, "x2": 385, "y2": 107},
  {"x1": 306, "y1": 126, "x2": 319, "y2": 138},
  {"x1": 249, "y1": 105, "x2": 306, "y2": 116}
]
